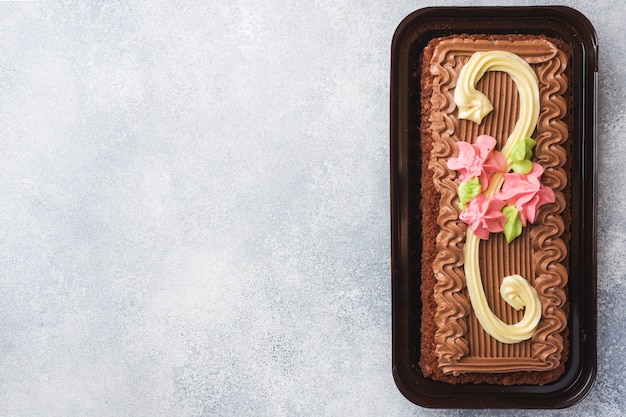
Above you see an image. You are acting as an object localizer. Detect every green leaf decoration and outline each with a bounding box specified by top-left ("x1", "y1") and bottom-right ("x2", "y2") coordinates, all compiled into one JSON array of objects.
[
  {"x1": 502, "y1": 205, "x2": 523, "y2": 243},
  {"x1": 509, "y1": 137, "x2": 536, "y2": 174},
  {"x1": 510, "y1": 159, "x2": 533, "y2": 174},
  {"x1": 458, "y1": 177, "x2": 481, "y2": 209}
]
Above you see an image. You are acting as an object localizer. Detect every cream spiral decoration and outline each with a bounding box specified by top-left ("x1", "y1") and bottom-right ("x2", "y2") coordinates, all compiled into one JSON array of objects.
[{"x1": 455, "y1": 51, "x2": 542, "y2": 344}]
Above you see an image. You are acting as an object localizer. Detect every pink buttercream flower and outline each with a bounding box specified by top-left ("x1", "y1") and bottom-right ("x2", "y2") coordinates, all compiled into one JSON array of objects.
[
  {"x1": 496, "y1": 162, "x2": 556, "y2": 226},
  {"x1": 447, "y1": 135, "x2": 506, "y2": 190},
  {"x1": 459, "y1": 194, "x2": 506, "y2": 240}
]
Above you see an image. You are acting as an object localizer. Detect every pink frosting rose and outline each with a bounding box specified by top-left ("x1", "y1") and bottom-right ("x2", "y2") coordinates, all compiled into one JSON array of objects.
[
  {"x1": 496, "y1": 162, "x2": 556, "y2": 226},
  {"x1": 447, "y1": 135, "x2": 506, "y2": 190},
  {"x1": 459, "y1": 194, "x2": 506, "y2": 240}
]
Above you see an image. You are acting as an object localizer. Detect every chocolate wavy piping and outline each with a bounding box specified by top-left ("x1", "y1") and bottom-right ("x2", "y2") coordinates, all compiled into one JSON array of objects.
[
  {"x1": 429, "y1": 52, "x2": 471, "y2": 366},
  {"x1": 528, "y1": 49, "x2": 570, "y2": 368},
  {"x1": 428, "y1": 38, "x2": 569, "y2": 373}
]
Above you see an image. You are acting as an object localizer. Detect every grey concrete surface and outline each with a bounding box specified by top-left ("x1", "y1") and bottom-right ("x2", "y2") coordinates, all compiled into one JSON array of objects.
[{"x1": 0, "y1": 1, "x2": 620, "y2": 416}]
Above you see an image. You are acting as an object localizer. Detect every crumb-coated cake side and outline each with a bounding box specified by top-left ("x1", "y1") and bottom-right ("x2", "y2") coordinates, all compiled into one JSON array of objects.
[{"x1": 419, "y1": 34, "x2": 572, "y2": 385}]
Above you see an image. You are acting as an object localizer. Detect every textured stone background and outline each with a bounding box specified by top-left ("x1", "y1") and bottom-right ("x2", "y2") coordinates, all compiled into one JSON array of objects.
[{"x1": 0, "y1": 1, "x2": 619, "y2": 416}]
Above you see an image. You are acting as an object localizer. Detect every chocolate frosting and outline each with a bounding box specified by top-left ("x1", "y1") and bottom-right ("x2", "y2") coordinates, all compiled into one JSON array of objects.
[{"x1": 427, "y1": 38, "x2": 569, "y2": 374}]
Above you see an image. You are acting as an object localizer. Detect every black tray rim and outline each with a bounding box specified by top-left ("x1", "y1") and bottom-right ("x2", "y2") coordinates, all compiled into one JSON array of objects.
[{"x1": 390, "y1": 6, "x2": 598, "y2": 409}]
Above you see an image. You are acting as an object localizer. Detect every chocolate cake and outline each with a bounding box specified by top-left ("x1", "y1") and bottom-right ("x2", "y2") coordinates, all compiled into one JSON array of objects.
[{"x1": 419, "y1": 34, "x2": 572, "y2": 385}]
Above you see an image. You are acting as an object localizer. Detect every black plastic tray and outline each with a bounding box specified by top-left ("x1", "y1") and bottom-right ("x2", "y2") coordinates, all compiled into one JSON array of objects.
[{"x1": 390, "y1": 6, "x2": 597, "y2": 409}]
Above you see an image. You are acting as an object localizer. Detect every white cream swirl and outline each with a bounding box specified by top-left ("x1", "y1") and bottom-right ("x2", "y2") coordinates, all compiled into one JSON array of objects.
[{"x1": 455, "y1": 50, "x2": 542, "y2": 344}]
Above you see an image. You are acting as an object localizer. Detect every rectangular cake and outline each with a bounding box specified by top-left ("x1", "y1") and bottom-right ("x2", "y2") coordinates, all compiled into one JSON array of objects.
[{"x1": 419, "y1": 34, "x2": 572, "y2": 385}]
